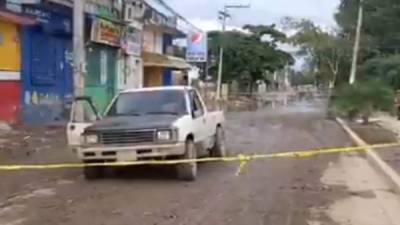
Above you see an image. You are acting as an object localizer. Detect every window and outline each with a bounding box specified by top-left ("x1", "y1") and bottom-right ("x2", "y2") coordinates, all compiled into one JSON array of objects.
[
  {"x1": 191, "y1": 91, "x2": 204, "y2": 118},
  {"x1": 107, "y1": 90, "x2": 187, "y2": 116}
]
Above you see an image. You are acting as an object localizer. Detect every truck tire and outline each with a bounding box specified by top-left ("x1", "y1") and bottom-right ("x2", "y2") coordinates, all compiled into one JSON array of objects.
[
  {"x1": 83, "y1": 166, "x2": 103, "y2": 180},
  {"x1": 177, "y1": 139, "x2": 197, "y2": 181},
  {"x1": 211, "y1": 126, "x2": 227, "y2": 157}
]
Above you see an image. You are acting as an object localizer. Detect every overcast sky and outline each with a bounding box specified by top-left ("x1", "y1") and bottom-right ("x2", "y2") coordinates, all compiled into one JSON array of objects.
[{"x1": 166, "y1": 0, "x2": 340, "y2": 31}]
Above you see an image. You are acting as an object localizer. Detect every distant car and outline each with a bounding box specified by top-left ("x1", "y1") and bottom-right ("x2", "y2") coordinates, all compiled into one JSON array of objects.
[{"x1": 67, "y1": 86, "x2": 227, "y2": 181}]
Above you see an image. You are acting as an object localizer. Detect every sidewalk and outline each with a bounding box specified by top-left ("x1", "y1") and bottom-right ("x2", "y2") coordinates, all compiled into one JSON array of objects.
[
  {"x1": 373, "y1": 114, "x2": 400, "y2": 139},
  {"x1": 308, "y1": 152, "x2": 400, "y2": 225},
  {"x1": 369, "y1": 114, "x2": 400, "y2": 177}
]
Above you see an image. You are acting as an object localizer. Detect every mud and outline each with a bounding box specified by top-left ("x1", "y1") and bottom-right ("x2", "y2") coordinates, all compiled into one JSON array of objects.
[{"x1": 0, "y1": 101, "x2": 354, "y2": 225}]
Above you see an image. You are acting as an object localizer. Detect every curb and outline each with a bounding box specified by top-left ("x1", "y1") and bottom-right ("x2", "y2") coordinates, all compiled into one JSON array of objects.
[{"x1": 336, "y1": 117, "x2": 400, "y2": 194}]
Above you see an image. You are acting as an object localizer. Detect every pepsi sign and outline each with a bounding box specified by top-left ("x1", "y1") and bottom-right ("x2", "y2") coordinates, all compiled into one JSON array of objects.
[{"x1": 186, "y1": 32, "x2": 207, "y2": 62}]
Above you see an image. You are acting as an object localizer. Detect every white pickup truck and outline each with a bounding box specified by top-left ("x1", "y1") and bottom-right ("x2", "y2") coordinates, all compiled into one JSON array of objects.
[{"x1": 67, "y1": 86, "x2": 226, "y2": 181}]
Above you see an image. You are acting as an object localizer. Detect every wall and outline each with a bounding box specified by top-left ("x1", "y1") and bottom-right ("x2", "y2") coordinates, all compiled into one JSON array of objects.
[
  {"x1": 120, "y1": 55, "x2": 143, "y2": 90},
  {"x1": 0, "y1": 20, "x2": 20, "y2": 70},
  {"x1": 143, "y1": 28, "x2": 163, "y2": 54},
  {"x1": 0, "y1": 20, "x2": 21, "y2": 124},
  {"x1": 143, "y1": 27, "x2": 164, "y2": 87},
  {"x1": 143, "y1": 67, "x2": 162, "y2": 87},
  {"x1": 21, "y1": 5, "x2": 74, "y2": 124}
]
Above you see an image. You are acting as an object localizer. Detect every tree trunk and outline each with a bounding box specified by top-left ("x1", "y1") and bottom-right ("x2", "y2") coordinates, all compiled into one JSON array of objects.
[
  {"x1": 362, "y1": 104, "x2": 373, "y2": 125},
  {"x1": 362, "y1": 114, "x2": 369, "y2": 125}
]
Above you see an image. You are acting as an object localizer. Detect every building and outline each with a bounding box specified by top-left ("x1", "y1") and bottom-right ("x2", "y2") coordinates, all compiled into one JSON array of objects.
[
  {"x1": 84, "y1": 2, "x2": 123, "y2": 113},
  {"x1": 120, "y1": 0, "x2": 144, "y2": 90},
  {"x1": 20, "y1": 2, "x2": 74, "y2": 124},
  {"x1": 141, "y1": 0, "x2": 190, "y2": 87},
  {"x1": 3, "y1": 0, "x2": 126, "y2": 123},
  {"x1": 0, "y1": 1, "x2": 35, "y2": 124},
  {"x1": 0, "y1": 0, "x2": 201, "y2": 124}
]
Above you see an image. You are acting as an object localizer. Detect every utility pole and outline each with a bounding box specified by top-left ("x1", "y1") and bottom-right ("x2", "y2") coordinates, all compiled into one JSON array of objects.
[
  {"x1": 73, "y1": 0, "x2": 86, "y2": 120},
  {"x1": 216, "y1": 4, "x2": 250, "y2": 100},
  {"x1": 349, "y1": 0, "x2": 363, "y2": 84}
]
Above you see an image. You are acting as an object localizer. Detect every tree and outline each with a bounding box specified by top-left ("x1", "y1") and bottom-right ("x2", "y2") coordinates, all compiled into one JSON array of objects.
[
  {"x1": 283, "y1": 18, "x2": 352, "y2": 88},
  {"x1": 332, "y1": 79, "x2": 394, "y2": 124},
  {"x1": 335, "y1": 0, "x2": 400, "y2": 89},
  {"x1": 208, "y1": 25, "x2": 294, "y2": 91}
]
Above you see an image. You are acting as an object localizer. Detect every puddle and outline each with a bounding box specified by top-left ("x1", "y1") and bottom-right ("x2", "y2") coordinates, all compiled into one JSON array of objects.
[
  {"x1": 348, "y1": 190, "x2": 376, "y2": 199},
  {"x1": 31, "y1": 188, "x2": 55, "y2": 198},
  {"x1": 0, "y1": 218, "x2": 27, "y2": 225},
  {"x1": 0, "y1": 205, "x2": 27, "y2": 225},
  {"x1": 0, "y1": 205, "x2": 26, "y2": 216},
  {"x1": 57, "y1": 179, "x2": 75, "y2": 185},
  {"x1": 6, "y1": 188, "x2": 56, "y2": 203}
]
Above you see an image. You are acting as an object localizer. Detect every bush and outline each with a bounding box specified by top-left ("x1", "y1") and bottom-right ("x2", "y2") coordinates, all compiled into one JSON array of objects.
[{"x1": 331, "y1": 80, "x2": 395, "y2": 124}]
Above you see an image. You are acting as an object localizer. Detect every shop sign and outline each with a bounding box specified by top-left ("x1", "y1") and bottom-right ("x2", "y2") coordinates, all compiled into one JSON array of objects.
[
  {"x1": 91, "y1": 18, "x2": 122, "y2": 47},
  {"x1": 186, "y1": 32, "x2": 207, "y2": 62},
  {"x1": 85, "y1": 2, "x2": 120, "y2": 21},
  {"x1": 122, "y1": 28, "x2": 141, "y2": 56},
  {"x1": 22, "y1": 5, "x2": 51, "y2": 23}
]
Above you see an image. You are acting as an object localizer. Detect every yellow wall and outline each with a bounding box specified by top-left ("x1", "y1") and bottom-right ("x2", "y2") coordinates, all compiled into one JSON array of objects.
[
  {"x1": 144, "y1": 67, "x2": 163, "y2": 87},
  {"x1": 0, "y1": 20, "x2": 20, "y2": 71}
]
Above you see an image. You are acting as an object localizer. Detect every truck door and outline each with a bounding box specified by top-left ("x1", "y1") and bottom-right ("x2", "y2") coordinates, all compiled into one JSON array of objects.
[
  {"x1": 66, "y1": 97, "x2": 101, "y2": 147},
  {"x1": 189, "y1": 90, "x2": 208, "y2": 147}
]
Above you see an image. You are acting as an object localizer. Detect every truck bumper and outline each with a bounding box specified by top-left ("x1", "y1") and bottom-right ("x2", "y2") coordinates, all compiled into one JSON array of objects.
[{"x1": 77, "y1": 143, "x2": 186, "y2": 162}]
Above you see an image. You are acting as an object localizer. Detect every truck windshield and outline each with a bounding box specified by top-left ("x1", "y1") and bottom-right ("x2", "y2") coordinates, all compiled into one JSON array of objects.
[{"x1": 106, "y1": 90, "x2": 187, "y2": 116}]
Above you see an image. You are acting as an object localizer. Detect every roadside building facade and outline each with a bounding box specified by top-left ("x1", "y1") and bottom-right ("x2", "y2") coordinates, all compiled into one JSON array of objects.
[
  {"x1": 0, "y1": 2, "x2": 35, "y2": 124},
  {"x1": 142, "y1": 0, "x2": 190, "y2": 87},
  {"x1": 0, "y1": 0, "x2": 200, "y2": 124}
]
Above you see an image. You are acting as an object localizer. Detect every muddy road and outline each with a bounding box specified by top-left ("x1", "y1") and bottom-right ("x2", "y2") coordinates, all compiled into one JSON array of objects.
[{"x1": 0, "y1": 101, "x2": 354, "y2": 225}]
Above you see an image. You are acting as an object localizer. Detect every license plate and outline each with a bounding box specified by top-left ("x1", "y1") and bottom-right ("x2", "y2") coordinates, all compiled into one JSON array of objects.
[{"x1": 117, "y1": 151, "x2": 137, "y2": 161}]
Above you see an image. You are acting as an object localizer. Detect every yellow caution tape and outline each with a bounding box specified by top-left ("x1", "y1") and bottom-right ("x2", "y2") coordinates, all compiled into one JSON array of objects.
[{"x1": 0, "y1": 143, "x2": 400, "y2": 174}]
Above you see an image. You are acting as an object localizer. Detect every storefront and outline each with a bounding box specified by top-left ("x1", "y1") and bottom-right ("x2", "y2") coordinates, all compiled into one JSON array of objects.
[
  {"x1": 143, "y1": 51, "x2": 190, "y2": 87},
  {"x1": 0, "y1": 10, "x2": 35, "y2": 124},
  {"x1": 20, "y1": 5, "x2": 73, "y2": 124},
  {"x1": 86, "y1": 18, "x2": 121, "y2": 113}
]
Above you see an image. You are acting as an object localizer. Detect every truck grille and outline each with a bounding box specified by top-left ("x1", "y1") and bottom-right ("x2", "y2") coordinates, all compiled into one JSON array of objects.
[{"x1": 99, "y1": 130, "x2": 155, "y2": 145}]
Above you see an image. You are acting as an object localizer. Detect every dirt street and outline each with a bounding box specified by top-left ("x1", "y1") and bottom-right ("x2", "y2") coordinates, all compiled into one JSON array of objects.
[{"x1": 1, "y1": 101, "x2": 359, "y2": 225}]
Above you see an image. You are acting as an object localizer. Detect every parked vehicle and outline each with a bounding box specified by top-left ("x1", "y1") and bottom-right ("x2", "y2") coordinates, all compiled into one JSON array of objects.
[{"x1": 67, "y1": 86, "x2": 226, "y2": 181}]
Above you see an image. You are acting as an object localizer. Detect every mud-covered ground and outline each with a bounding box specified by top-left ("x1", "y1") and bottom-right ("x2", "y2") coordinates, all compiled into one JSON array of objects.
[
  {"x1": 0, "y1": 101, "x2": 356, "y2": 225},
  {"x1": 350, "y1": 121, "x2": 400, "y2": 181}
]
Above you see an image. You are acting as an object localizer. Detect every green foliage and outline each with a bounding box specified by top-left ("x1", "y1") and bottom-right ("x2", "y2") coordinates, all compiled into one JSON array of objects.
[
  {"x1": 335, "y1": 0, "x2": 400, "y2": 89},
  {"x1": 207, "y1": 25, "x2": 294, "y2": 85},
  {"x1": 364, "y1": 55, "x2": 400, "y2": 89},
  {"x1": 331, "y1": 80, "x2": 395, "y2": 122},
  {"x1": 283, "y1": 18, "x2": 352, "y2": 87}
]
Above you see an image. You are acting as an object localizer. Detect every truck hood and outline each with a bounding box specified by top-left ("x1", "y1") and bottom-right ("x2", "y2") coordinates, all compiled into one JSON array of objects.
[{"x1": 85, "y1": 115, "x2": 181, "y2": 132}]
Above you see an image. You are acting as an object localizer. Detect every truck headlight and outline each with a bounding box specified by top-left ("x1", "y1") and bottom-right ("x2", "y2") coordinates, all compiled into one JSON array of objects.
[
  {"x1": 157, "y1": 130, "x2": 172, "y2": 141},
  {"x1": 85, "y1": 135, "x2": 98, "y2": 144}
]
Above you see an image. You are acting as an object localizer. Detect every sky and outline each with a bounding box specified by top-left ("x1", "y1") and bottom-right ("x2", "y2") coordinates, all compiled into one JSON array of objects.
[{"x1": 166, "y1": 0, "x2": 340, "y2": 32}]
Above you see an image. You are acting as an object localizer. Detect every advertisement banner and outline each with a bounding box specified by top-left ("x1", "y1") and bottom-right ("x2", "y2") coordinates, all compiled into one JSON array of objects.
[
  {"x1": 91, "y1": 18, "x2": 122, "y2": 47},
  {"x1": 122, "y1": 27, "x2": 142, "y2": 56},
  {"x1": 186, "y1": 32, "x2": 207, "y2": 62}
]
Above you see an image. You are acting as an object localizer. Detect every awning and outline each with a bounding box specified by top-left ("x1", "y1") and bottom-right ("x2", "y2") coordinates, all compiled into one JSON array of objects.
[
  {"x1": 143, "y1": 52, "x2": 191, "y2": 69},
  {"x1": 0, "y1": 9, "x2": 36, "y2": 25}
]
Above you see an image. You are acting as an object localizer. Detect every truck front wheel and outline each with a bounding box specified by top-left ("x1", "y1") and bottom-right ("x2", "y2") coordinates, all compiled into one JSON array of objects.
[{"x1": 177, "y1": 139, "x2": 197, "y2": 181}]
